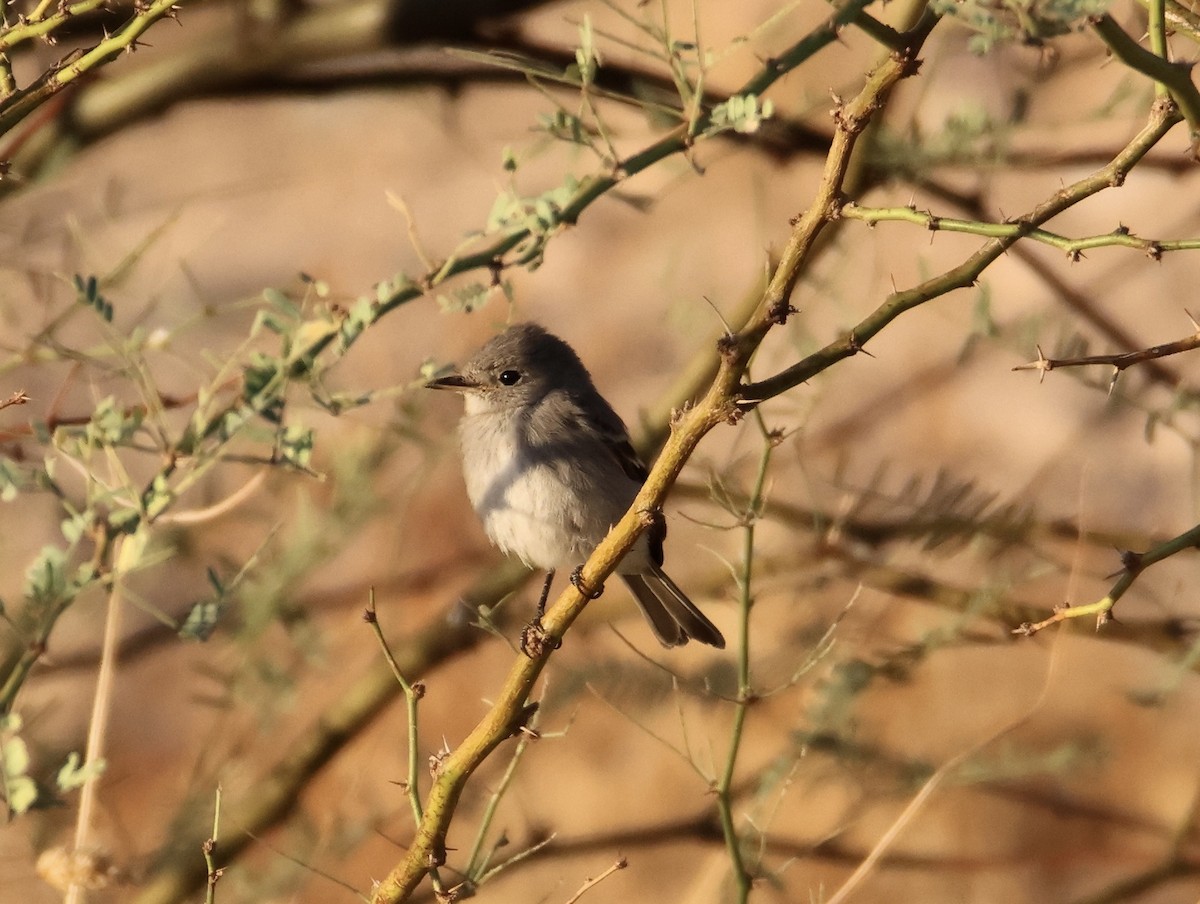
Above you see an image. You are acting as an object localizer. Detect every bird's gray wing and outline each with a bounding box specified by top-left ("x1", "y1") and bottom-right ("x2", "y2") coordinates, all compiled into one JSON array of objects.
[
  {"x1": 571, "y1": 388, "x2": 668, "y2": 567},
  {"x1": 571, "y1": 387, "x2": 648, "y2": 483}
]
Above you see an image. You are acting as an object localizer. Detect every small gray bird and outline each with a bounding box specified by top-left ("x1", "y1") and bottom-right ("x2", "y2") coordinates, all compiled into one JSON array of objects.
[{"x1": 427, "y1": 322, "x2": 724, "y2": 648}]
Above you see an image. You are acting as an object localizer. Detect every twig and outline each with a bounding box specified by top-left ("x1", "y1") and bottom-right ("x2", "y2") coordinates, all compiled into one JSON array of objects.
[
  {"x1": 715, "y1": 414, "x2": 777, "y2": 901},
  {"x1": 1091, "y1": 13, "x2": 1200, "y2": 149},
  {"x1": 155, "y1": 471, "x2": 266, "y2": 525},
  {"x1": 464, "y1": 701, "x2": 542, "y2": 884},
  {"x1": 561, "y1": 858, "x2": 628, "y2": 904},
  {"x1": 0, "y1": 389, "x2": 28, "y2": 410},
  {"x1": 364, "y1": 594, "x2": 429, "y2": 835},
  {"x1": 839, "y1": 203, "x2": 1200, "y2": 260},
  {"x1": 1014, "y1": 521, "x2": 1200, "y2": 635},
  {"x1": 65, "y1": 534, "x2": 135, "y2": 904},
  {"x1": 743, "y1": 98, "x2": 1184, "y2": 406},
  {"x1": 1012, "y1": 316, "x2": 1200, "y2": 390},
  {"x1": 0, "y1": 0, "x2": 112, "y2": 52},
  {"x1": 0, "y1": 0, "x2": 186, "y2": 138},
  {"x1": 203, "y1": 786, "x2": 222, "y2": 904}
]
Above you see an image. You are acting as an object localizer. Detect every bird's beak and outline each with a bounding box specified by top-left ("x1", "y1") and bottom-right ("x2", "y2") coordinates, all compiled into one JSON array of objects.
[{"x1": 425, "y1": 372, "x2": 475, "y2": 392}]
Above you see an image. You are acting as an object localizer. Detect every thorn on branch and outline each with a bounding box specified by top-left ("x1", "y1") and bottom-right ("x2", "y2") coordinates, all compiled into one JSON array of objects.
[
  {"x1": 509, "y1": 702, "x2": 540, "y2": 738},
  {"x1": 429, "y1": 743, "x2": 451, "y2": 779},
  {"x1": 890, "y1": 46, "x2": 923, "y2": 79},
  {"x1": 637, "y1": 506, "x2": 664, "y2": 532},
  {"x1": 768, "y1": 300, "x2": 797, "y2": 325},
  {"x1": 0, "y1": 390, "x2": 29, "y2": 410},
  {"x1": 847, "y1": 331, "x2": 874, "y2": 357},
  {"x1": 1117, "y1": 548, "x2": 1144, "y2": 574},
  {"x1": 715, "y1": 331, "x2": 739, "y2": 361},
  {"x1": 668, "y1": 402, "x2": 690, "y2": 430}
]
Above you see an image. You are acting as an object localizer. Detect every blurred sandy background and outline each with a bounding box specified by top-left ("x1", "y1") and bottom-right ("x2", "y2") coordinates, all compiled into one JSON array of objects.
[{"x1": 3, "y1": 0, "x2": 1200, "y2": 901}]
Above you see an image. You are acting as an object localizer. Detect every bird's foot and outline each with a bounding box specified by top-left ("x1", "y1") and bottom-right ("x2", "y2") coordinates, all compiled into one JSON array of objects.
[
  {"x1": 520, "y1": 619, "x2": 561, "y2": 658},
  {"x1": 569, "y1": 565, "x2": 604, "y2": 599}
]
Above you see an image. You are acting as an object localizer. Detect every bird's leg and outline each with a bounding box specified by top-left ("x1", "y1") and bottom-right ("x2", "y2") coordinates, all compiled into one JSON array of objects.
[
  {"x1": 521, "y1": 569, "x2": 561, "y2": 659},
  {"x1": 570, "y1": 564, "x2": 604, "y2": 599},
  {"x1": 534, "y1": 569, "x2": 556, "y2": 621}
]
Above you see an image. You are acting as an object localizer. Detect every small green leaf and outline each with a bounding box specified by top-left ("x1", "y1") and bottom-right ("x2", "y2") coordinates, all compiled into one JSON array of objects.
[
  {"x1": 56, "y1": 751, "x2": 104, "y2": 791},
  {"x1": 86, "y1": 397, "x2": 143, "y2": 446},
  {"x1": 107, "y1": 508, "x2": 141, "y2": 534},
  {"x1": 143, "y1": 473, "x2": 173, "y2": 520},
  {"x1": 2, "y1": 728, "x2": 37, "y2": 815},
  {"x1": 262, "y1": 287, "x2": 300, "y2": 317},
  {"x1": 180, "y1": 598, "x2": 222, "y2": 641},
  {"x1": 74, "y1": 274, "x2": 113, "y2": 322},
  {"x1": 5, "y1": 774, "x2": 37, "y2": 814},
  {"x1": 575, "y1": 13, "x2": 601, "y2": 83},
  {"x1": 437, "y1": 283, "x2": 491, "y2": 314},
  {"x1": 419, "y1": 358, "x2": 442, "y2": 381},
  {"x1": 3, "y1": 733, "x2": 30, "y2": 777},
  {"x1": 0, "y1": 459, "x2": 24, "y2": 502},
  {"x1": 278, "y1": 424, "x2": 314, "y2": 469},
  {"x1": 707, "y1": 93, "x2": 774, "y2": 136},
  {"x1": 24, "y1": 545, "x2": 68, "y2": 605},
  {"x1": 61, "y1": 512, "x2": 87, "y2": 544}
]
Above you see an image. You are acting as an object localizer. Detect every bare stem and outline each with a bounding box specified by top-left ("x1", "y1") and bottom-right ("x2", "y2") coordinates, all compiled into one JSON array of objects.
[{"x1": 715, "y1": 415, "x2": 776, "y2": 901}]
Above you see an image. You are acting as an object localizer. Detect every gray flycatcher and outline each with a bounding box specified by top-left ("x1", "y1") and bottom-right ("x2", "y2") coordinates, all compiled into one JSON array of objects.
[{"x1": 427, "y1": 322, "x2": 725, "y2": 649}]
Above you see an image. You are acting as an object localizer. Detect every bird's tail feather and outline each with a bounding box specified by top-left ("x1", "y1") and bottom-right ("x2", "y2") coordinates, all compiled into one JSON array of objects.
[{"x1": 621, "y1": 569, "x2": 725, "y2": 649}]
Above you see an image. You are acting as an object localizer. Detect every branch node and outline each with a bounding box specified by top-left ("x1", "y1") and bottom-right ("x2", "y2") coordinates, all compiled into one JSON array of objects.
[
  {"x1": 768, "y1": 300, "x2": 798, "y2": 325},
  {"x1": 847, "y1": 331, "x2": 874, "y2": 357}
]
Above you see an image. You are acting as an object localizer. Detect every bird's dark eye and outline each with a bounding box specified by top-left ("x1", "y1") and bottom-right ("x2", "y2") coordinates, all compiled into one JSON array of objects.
[{"x1": 498, "y1": 369, "x2": 522, "y2": 386}]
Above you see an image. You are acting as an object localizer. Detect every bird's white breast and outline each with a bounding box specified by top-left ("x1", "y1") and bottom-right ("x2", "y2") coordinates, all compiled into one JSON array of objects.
[{"x1": 459, "y1": 409, "x2": 591, "y2": 569}]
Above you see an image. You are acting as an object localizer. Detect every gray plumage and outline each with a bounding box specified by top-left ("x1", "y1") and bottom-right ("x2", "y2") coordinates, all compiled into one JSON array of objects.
[{"x1": 428, "y1": 322, "x2": 724, "y2": 648}]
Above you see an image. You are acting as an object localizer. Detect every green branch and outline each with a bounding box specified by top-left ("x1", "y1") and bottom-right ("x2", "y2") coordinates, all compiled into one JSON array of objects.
[
  {"x1": 715, "y1": 419, "x2": 776, "y2": 901},
  {"x1": 0, "y1": 0, "x2": 185, "y2": 138},
  {"x1": 305, "y1": 0, "x2": 882, "y2": 366},
  {"x1": 0, "y1": 0, "x2": 113, "y2": 53},
  {"x1": 840, "y1": 202, "x2": 1200, "y2": 259},
  {"x1": 1092, "y1": 13, "x2": 1200, "y2": 142},
  {"x1": 742, "y1": 97, "x2": 1183, "y2": 405},
  {"x1": 1015, "y1": 522, "x2": 1200, "y2": 635}
]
